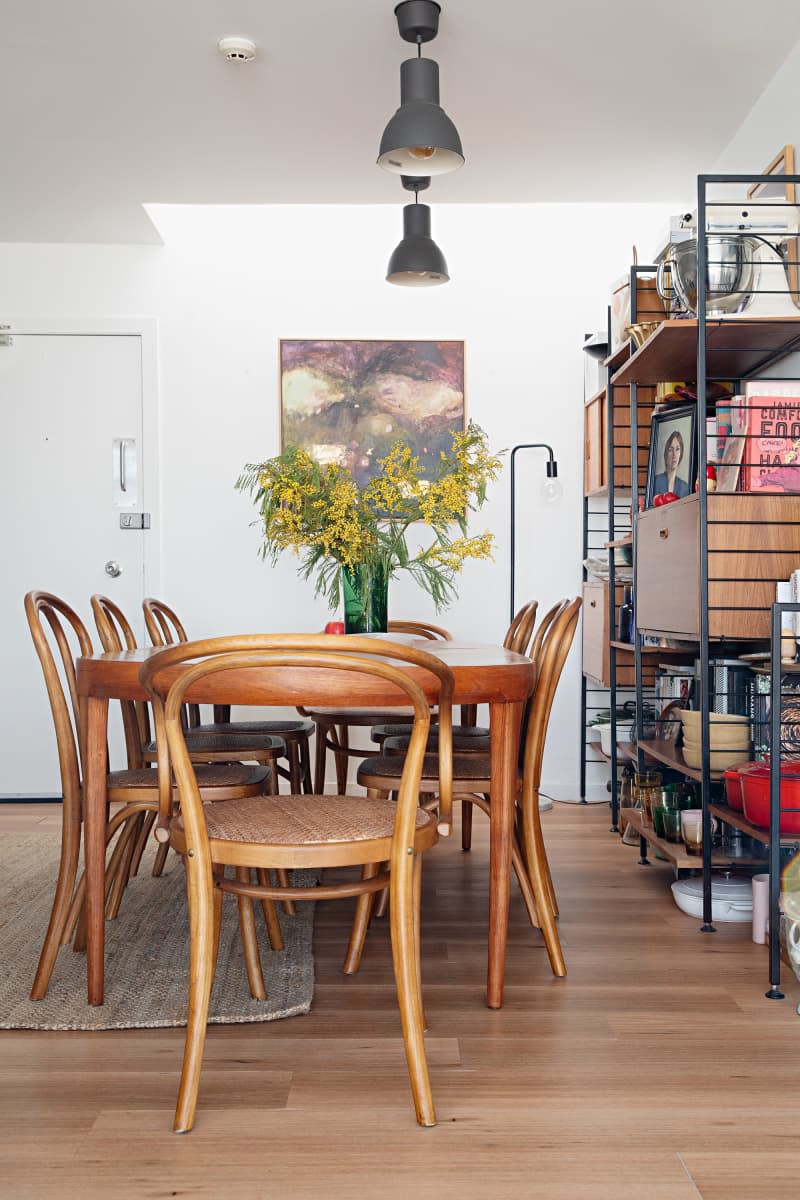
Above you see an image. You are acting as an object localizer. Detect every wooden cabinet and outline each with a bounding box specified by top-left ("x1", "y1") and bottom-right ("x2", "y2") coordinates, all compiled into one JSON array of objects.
[
  {"x1": 584, "y1": 384, "x2": 656, "y2": 496},
  {"x1": 583, "y1": 392, "x2": 604, "y2": 494},
  {"x1": 637, "y1": 493, "x2": 800, "y2": 640},
  {"x1": 581, "y1": 582, "x2": 650, "y2": 687}
]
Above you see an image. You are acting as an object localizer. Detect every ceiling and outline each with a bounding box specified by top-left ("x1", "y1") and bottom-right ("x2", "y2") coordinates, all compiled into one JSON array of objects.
[{"x1": 3, "y1": 0, "x2": 800, "y2": 243}]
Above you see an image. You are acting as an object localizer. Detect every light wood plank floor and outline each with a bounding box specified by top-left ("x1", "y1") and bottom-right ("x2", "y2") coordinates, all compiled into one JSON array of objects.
[{"x1": 1, "y1": 801, "x2": 797, "y2": 1200}]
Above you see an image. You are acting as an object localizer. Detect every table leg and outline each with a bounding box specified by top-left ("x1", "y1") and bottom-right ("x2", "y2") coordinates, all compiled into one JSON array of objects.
[
  {"x1": 86, "y1": 695, "x2": 109, "y2": 1005},
  {"x1": 487, "y1": 699, "x2": 523, "y2": 1009}
]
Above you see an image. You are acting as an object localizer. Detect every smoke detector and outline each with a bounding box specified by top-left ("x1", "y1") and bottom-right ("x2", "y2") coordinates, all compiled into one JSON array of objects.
[{"x1": 217, "y1": 36, "x2": 257, "y2": 63}]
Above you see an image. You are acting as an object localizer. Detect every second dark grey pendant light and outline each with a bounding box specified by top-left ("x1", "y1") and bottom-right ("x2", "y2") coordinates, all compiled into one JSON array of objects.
[
  {"x1": 386, "y1": 177, "x2": 449, "y2": 286},
  {"x1": 378, "y1": 1, "x2": 464, "y2": 177}
]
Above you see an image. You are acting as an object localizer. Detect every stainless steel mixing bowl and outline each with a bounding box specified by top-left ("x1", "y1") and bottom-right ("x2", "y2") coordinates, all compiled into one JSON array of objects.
[{"x1": 669, "y1": 235, "x2": 760, "y2": 316}]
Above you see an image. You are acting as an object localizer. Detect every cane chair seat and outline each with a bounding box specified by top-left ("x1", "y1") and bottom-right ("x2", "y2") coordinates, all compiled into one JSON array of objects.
[
  {"x1": 108, "y1": 764, "x2": 270, "y2": 794},
  {"x1": 182, "y1": 792, "x2": 435, "y2": 852},
  {"x1": 141, "y1": 633, "x2": 454, "y2": 1133},
  {"x1": 372, "y1": 724, "x2": 491, "y2": 755},
  {"x1": 142, "y1": 731, "x2": 286, "y2": 760},
  {"x1": 360, "y1": 750, "x2": 501, "y2": 787}
]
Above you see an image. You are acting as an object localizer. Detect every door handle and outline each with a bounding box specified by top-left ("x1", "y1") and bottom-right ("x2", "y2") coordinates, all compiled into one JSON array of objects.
[
  {"x1": 119, "y1": 440, "x2": 127, "y2": 493},
  {"x1": 104, "y1": 560, "x2": 122, "y2": 578}
]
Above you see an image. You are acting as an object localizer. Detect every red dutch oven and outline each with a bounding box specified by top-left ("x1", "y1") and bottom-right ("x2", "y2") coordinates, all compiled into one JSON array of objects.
[
  {"x1": 740, "y1": 762, "x2": 800, "y2": 834},
  {"x1": 723, "y1": 766, "x2": 746, "y2": 811}
]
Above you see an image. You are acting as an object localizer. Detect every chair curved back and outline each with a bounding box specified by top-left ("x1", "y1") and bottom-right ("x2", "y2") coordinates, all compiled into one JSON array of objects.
[
  {"x1": 141, "y1": 634, "x2": 455, "y2": 837},
  {"x1": 142, "y1": 597, "x2": 189, "y2": 647},
  {"x1": 387, "y1": 620, "x2": 452, "y2": 641},
  {"x1": 91, "y1": 594, "x2": 150, "y2": 769},
  {"x1": 528, "y1": 599, "x2": 568, "y2": 665},
  {"x1": 505, "y1": 600, "x2": 538, "y2": 654},
  {"x1": 25, "y1": 591, "x2": 92, "y2": 803},
  {"x1": 522, "y1": 597, "x2": 582, "y2": 794},
  {"x1": 142, "y1": 598, "x2": 202, "y2": 728}
]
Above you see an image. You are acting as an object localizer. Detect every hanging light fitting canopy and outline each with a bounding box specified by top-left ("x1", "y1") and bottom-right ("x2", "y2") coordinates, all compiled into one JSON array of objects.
[
  {"x1": 386, "y1": 176, "x2": 449, "y2": 286},
  {"x1": 377, "y1": 1, "x2": 464, "y2": 177}
]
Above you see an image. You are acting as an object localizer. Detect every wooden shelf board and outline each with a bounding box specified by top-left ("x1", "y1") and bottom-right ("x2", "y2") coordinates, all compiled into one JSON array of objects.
[
  {"x1": 585, "y1": 385, "x2": 607, "y2": 406},
  {"x1": 710, "y1": 802, "x2": 800, "y2": 847},
  {"x1": 619, "y1": 808, "x2": 765, "y2": 868},
  {"x1": 610, "y1": 317, "x2": 800, "y2": 387},
  {"x1": 635, "y1": 738, "x2": 724, "y2": 781},
  {"x1": 609, "y1": 640, "x2": 696, "y2": 656},
  {"x1": 604, "y1": 342, "x2": 631, "y2": 371},
  {"x1": 604, "y1": 536, "x2": 633, "y2": 549}
]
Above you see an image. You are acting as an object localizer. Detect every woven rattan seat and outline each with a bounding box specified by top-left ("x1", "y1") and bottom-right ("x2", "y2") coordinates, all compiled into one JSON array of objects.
[
  {"x1": 109, "y1": 764, "x2": 270, "y2": 790},
  {"x1": 373, "y1": 724, "x2": 491, "y2": 754},
  {"x1": 198, "y1": 793, "x2": 433, "y2": 846},
  {"x1": 195, "y1": 719, "x2": 313, "y2": 737},
  {"x1": 359, "y1": 750, "x2": 498, "y2": 786},
  {"x1": 144, "y1": 732, "x2": 286, "y2": 755}
]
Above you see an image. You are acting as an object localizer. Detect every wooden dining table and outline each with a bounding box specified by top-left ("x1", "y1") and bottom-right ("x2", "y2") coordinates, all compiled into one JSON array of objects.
[{"x1": 76, "y1": 641, "x2": 535, "y2": 1010}]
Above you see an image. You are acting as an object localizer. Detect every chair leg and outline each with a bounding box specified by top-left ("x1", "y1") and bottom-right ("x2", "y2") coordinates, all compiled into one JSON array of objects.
[
  {"x1": 30, "y1": 817, "x2": 81, "y2": 1000},
  {"x1": 373, "y1": 865, "x2": 390, "y2": 918},
  {"x1": 286, "y1": 741, "x2": 303, "y2": 793},
  {"x1": 152, "y1": 839, "x2": 171, "y2": 877},
  {"x1": 235, "y1": 867, "x2": 267, "y2": 1000},
  {"x1": 511, "y1": 835, "x2": 540, "y2": 930},
  {"x1": 333, "y1": 724, "x2": 349, "y2": 794},
  {"x1": 341, "y1": 863, "x2": 380, "y2": 975},
  {"x1": 461, "y1": 799, "x2": 473, "y2": 851},
  {"x1": 389, "y1": 851, "x2": 436, "y2": 1127},
  {"x1": 413, "y1": 853, "x2": 428, "y2": 1034},
  {"x1": 256, "y1": 869, "x2": 286, "y2": 949},
  {"x1": 129, "y1": 811, "x2": 157, "y2": 879},
  {"x1": 275, "y1": 869, "x2": 296, "y2": 917},
  {"x1": 211, "y1": 868, "x2": 224, "y2": 974},
  {"x1": 313, "y1": 722, "x2": 328, "y2": 794},
  {"x1": 521, "y1": 793, "x2": 566, "y2": 978},
  {"x1": 174, "y1": 852, "x2": 216, "y2": 1134},
  {"x1": 106, "y1": 819, "x2": 141, "y2": 920},
  {"x1": 299, "y1": 735, "x2": 313, "y2": 795}
]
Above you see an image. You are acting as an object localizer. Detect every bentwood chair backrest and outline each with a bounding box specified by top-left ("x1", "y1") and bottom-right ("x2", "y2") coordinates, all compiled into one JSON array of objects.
[
  {"x1": 387, "y1": 620, "x2": 453, "y2": 641},
  {"x1": 25, "y1": 591, "x2": 92, "y2": 800},
  {"x1": 142, "y1": 597, "x2": 201, "y2": 729},
  {"x1": 505, "y1": 600, "x2": 539, "y2": 655},
  {"x1": 528, "y1": 599, "x2": 569, "y2": 666},
  {"x1": 141, "y1": 633, "x2": 455, "y2": 835},
  {"x1": 522, "y1": 597, "x2": 582, "y2": 793},
  {"x1": 91, "y1": 594, "x2": 150, "y2": 768}
]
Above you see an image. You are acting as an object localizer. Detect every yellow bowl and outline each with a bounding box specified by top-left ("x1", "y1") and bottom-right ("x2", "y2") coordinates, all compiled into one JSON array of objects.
[{"x1": 682, "y1": 745, "x2": 750, "y2": 771}]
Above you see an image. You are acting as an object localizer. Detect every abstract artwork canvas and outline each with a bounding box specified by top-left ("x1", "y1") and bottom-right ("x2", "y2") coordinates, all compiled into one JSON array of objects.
[{"x1": 280, "y1": 339, "x2": 465, "y2": 487}]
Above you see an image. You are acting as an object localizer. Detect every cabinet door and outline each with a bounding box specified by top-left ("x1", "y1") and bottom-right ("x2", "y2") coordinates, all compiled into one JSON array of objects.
[
  {"x1": 636, "y1": 499, "x2": 699, "y2": 637},
  {"x1": 582, "y1": 582, "x2": 608, "y2": 683},
  {"x1": 584, "y1": 395, "x2": 605, "y2": 494}
]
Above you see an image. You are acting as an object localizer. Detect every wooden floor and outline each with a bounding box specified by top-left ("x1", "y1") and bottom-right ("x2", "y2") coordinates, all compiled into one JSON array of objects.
[{"x1": 1, "y1": 801, "x2": 798, "y2": 1199}]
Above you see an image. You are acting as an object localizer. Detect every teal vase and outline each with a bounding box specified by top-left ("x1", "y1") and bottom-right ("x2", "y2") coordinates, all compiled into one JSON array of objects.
[{"x1": 342, "y1": 561, "x2": 388, "y2": 634}]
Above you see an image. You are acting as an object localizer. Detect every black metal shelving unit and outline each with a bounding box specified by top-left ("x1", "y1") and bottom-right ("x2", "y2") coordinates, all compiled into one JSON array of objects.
[{"x1": 625, "y1": 171, "x2": 800, "y2": 996}]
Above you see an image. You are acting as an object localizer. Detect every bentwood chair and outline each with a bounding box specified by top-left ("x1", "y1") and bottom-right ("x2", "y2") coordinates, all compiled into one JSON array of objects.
[
  {"x1": 142, "y1": 597, "x2": 314, "y2": 794},
  {"x1": 24, "y1": 592, "x2": 272, "y2": 1001},
  {"x1": 357, "y1": 598, "x2": 581, "y2": 979},
  {"x1": 141, "y1": 634, "x2": 454, "y2": 1132},
  {"x1": 299, "y1": 619, "x2": 456, "y2": 794}
]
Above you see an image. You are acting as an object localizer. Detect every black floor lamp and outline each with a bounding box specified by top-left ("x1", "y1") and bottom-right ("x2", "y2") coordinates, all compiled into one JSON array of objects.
[{"x1": 509, "y1": 442, "x2": 562, "y2": 623}]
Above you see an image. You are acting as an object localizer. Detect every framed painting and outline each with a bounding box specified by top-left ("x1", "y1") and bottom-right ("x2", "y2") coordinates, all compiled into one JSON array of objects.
[
  {"x1": 645, "y1": 405, "x2": 697, "y2": 507},
  {"x1": 279, "y1": 339, "x2": 465, "y2": 487},
  {"x1": 746, "y1": 146, "x2": 800, "y2": 310}
]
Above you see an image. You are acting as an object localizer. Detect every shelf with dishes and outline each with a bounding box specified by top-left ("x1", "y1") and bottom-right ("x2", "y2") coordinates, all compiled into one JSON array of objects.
[
  {"x1": 619, "y1": 807, "x2": 766, "y2": 869},
  {"x1": 610, "y1": 317, "x2": 800, "y2": 387},
  {"x1": 708, "y1": 802, "x2": 800, "y2": 848}
]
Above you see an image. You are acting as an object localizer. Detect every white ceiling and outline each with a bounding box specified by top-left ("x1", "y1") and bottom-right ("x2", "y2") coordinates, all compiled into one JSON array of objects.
[{"x1": 3, "y1": 0, "x2": 800, "y2": 243}]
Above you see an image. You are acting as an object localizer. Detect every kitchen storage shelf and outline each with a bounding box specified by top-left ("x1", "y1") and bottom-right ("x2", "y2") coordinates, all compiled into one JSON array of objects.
[
  {"x1": 620, "y1": 807, "x2": 767, "y2": 869},
  {"x1": 708, "y1": 802, "x2": 800, "y2": 848},
  {"x1": 611, "y1": 317, "x2": 800, "y2": 387}
]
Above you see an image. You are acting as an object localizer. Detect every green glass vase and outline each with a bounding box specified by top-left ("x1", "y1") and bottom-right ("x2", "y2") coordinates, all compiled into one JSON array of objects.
[{"x1": 342, "y1": 561, "x2": 388, "y2": 634}]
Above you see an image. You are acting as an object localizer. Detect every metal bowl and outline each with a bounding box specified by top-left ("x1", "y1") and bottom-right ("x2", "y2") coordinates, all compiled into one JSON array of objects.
[
  {"x1": 624, "y1": 321, "x2": 660, "y2": 348},
  {"x1": 670, "y1": 235, "x2": 760, "y2": 316}
]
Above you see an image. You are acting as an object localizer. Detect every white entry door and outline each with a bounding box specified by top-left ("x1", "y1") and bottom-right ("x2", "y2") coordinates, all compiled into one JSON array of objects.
[{"x1": 0, "y1": 327, "x2": 156, "y2": 796}]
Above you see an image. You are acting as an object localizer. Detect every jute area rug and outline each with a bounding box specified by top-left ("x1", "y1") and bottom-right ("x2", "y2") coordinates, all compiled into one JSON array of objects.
[{"x1": 0, "y1": 833, "x2": 316, "y2": 1031}]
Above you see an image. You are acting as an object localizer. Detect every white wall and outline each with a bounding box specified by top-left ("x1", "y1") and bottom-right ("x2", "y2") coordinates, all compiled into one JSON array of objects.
[
  {"x1": 714, "y1": 40, "x2": 800, "y2": 173},
  {"x1": 0, "y1": 200, "x2": 676, "y2": 798}
]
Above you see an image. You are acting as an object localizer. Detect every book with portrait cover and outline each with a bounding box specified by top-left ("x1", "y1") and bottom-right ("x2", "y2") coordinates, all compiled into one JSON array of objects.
[{"x1": 737, "y1": 382, "x2": 800, "y2": 493}]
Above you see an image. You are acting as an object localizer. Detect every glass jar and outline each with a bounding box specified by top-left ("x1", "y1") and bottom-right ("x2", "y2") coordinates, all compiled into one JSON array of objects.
[{"x1": 632, "y1": 770, "x2": 663, "y2": 824}]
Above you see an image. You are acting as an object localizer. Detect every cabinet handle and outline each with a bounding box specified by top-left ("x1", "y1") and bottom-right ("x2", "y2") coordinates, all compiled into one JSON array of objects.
[
  {"x1": 590, "y1": 600, "x2": 597, "y2": 607},
  {"x1": 659, "y1": 528, "x2": 669, "y2": 539}
]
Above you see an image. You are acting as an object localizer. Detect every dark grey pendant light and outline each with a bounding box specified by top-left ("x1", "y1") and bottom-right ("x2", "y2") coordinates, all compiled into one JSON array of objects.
[
  {"x1": 378, "y1": 1, "x2": 464, "y2": 177},
  {"x1": 386, "y1": 176, "x2": 449, "y2": 286}
]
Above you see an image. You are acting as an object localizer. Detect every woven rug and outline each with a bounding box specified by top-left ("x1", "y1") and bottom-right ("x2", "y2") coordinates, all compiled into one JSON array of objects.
[{"x1": 0, "y1": 832, "x2": 316, "y2": 1030}]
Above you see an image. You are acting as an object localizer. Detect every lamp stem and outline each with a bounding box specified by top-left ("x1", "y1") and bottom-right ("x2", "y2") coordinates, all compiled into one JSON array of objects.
[{"x1": 509, "y1": 442, "x2": 558, "y2": 624}]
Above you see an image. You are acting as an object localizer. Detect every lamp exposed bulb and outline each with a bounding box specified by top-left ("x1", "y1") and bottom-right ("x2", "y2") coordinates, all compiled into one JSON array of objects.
[{"x1": 541, "y1": 471, "x2": 563, "y2": 505}]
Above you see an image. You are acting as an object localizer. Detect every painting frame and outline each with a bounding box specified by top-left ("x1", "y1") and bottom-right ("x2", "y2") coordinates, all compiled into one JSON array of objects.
[
  {"x1": 645, "y1": 404, "x2": 697, "y2": 508},
  {"x1": 746, "y1": 145, "x2": 800, "y2": 310},
  {"x1": 278, "y1": 338, "x2": 466, "y2": 488}
]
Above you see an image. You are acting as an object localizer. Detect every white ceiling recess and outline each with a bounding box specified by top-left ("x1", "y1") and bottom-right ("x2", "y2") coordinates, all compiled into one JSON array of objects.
[{"x1": 2, "y1": 0, "x2": 800, "y2": 243}]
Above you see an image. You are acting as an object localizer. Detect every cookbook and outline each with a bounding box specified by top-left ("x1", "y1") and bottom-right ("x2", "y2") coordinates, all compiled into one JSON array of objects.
[{"x1": 734, "y1": 382, "x2": 800, "y2": 493}]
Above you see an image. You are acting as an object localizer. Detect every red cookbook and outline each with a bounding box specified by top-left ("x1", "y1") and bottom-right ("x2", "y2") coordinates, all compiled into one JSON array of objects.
[{"x1": 737, "y1": 383, "x2": 800, "y2": 493}]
